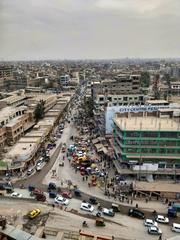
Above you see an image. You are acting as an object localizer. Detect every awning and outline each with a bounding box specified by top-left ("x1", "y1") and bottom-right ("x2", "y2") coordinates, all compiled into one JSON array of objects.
[
  {"x1": 92, "y1": 138, "x2": 100, "y2": 144},
  {"x1": 94, "y1": 143, "x2": 103, "y2": 151}
]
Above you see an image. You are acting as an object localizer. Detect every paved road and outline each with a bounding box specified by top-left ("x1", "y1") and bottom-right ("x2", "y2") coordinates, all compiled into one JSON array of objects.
[
  {"x1": 0, "y1": 197, "x2": 177, "y2": 240},
  {"x1": 14, "y1": 137, "x2": 62, "y2": 190}
]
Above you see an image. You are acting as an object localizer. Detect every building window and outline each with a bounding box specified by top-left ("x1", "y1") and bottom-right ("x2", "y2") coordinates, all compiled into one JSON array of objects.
[{"x1": 123, "y1": 97, "x2": 127, "y2": 101}]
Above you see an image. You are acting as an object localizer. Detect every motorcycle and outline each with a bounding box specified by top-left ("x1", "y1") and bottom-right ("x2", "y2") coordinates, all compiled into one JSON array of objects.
[{"x1": 82, "y1": 221, "x2": 88, "y2": 227}]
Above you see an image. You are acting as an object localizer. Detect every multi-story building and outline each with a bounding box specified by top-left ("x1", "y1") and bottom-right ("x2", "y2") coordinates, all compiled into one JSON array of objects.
[
  {"x1": 112, "y1": 112, "x2": 180, "y2": 176},
  {"x1": 59, "y1": 74, "x2": 70, "y2": 86},
  {"x1": 0, "y1": 94, "x2": 27, "y2": 109},
  {"x1": 0, "y1": 127, "x2": 6, "y2": 149},
  {"x1": 92, "y1": 74, "x2": 142, "y2": 97},
  {"x1": 0, "y1": 106, "x2": 27, "y2": 127},
  {"x1": 0, "y1": 65, "x2": 14, "y2": 89},
  {"x1": 170, "y1": 82, "x2": 180, "y2": 95},
  {"x1": 27, "y1": 94, "x2": 57, "y2": 113},
  {"x1": 92, "y1": 73, "x2": 144, "y2": 136}
]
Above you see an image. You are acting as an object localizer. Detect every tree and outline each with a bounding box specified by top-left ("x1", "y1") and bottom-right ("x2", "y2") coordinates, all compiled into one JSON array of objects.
[
  {"x1": 140, "y1": 72, "x2": 150, "y2": 87},
  {"x1": 83, "y1": 97, "x2": 94, "y2": 118},
  {"x1": 34, "y1": 100, "x2": 45, "y2": 122},
  {"x1": 163, "y1": 73, "x2": 171, "y2": 87}
]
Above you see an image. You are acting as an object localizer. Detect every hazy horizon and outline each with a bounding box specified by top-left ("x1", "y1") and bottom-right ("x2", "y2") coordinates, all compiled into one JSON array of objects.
[{"x1": 1, "y1": 0, "x2": 180, "y2": 60}]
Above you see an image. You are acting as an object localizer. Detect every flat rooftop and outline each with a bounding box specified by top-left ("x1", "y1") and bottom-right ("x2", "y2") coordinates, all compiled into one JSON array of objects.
[
  {"x1": 146, "y1": 100, "x2": 169, "y2": 104},
  {"x1": 0, "y1": 94, "x2": 26, "y2": 104},
  {"x1": 18, "y1": 136, "x2": 41, "y2": 143},
  {"x1": 7, "y1": 142, "x2": 37, "y2": 160},
  {"x1": 114, "y1": 116, "x2": 180, "y2": 131},
  {"x1": 5, "y1": 115, "x2": 22, "y2": 127},
  {"x1": 0, "y1": 106, "x2": 27, "y2": 123},
  {"x1": 134, "y1": 181, "x2": 180, "y2": 193}
]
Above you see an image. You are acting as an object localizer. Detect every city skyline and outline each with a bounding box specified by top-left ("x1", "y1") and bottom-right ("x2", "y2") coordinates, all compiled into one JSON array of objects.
[{"x1": 0, "y1": 0, "x2": 180, "y2": 60}]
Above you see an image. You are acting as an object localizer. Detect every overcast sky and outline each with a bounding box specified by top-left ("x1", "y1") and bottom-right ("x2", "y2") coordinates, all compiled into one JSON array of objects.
[{"x1": 0, "y1": 0, "x2": 180, "y2": 60}]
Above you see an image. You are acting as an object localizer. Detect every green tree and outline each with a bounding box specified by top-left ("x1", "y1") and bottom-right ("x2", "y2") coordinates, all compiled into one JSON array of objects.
[
  {"x1": 163, "y1": 73, "x2": 171, "y2": 87},
  {"x1": 83, "y1": 97, "x2": 94, "y2": 118},
  {"x1": 140, "y1": 72, "x2": 150, "y2": 87},
  {"x1": 34, "y1": 100, "x2": 45, "y2": 122}
]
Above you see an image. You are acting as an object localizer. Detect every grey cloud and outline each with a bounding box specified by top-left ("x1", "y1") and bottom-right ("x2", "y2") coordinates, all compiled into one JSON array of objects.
[{"x1": 0, "y1": 0, "x2": 180, "y2": 60}]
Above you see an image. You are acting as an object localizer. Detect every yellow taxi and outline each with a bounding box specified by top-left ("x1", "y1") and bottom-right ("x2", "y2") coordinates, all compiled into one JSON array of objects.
[{"x1": 28, "y1": 209, "x2": 41, "y2": 219}]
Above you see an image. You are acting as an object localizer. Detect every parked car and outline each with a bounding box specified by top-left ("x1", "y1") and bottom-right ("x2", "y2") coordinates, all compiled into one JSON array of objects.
[
  {"x1": 148, "y1": 226, "x2": 162, "y2": 235},
  {"x1": 172, "y1": 223, "x2": 180, "y2": 233},
  {"x1": 156, "y1": 215, "x2": 169, "y2": 224},
  {"x1": 102, "y1": 208, "x2": 115, "y2": 217},
  {"x1": 54, "y1": 196, "x2": 69, "y2": 205},
  {"x1": 80, "y1": 202, "x2": 94, "y2": 212},
  {"x1": 144, "y1": 219, "x2": 158, "y2": 227},
  {"x1": 112, "y1": 203, "x2": 120, "y2": 213},
  {"x1": 49, "y1": 191, "x2": 57, "y2": 198},
  {"x1": 62, "y1": 191, "x2": 72, "y2": 199},
  {"x1": 89, "y1": 197, "x2": 98, "y2": 205},
  {"x1": 128, "y1": 208, "x2": 145, "y2": 219},
  {"x1": 74, "y1": 189, "x2": 81, "y2": 197},
  {"x1": 36, "y1": 163, "x2": 44, "y2": 171},
  {"x1": 11, "y1": 192, "x2": 22, "y2": 198},
  {"x1": 28, "y1": 209, "x2": 41, "y2": 219},
  {"x1": 48, "y1": 182, "x2": 56, "y2": 191},
  {"x1": 27, "y1": 167, "x2": 34, "y2": 175}
]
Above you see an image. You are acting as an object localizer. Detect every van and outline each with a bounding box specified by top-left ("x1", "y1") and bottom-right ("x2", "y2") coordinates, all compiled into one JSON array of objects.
[
  {"x1": 172, "y1": 223, "x2": 180, "y2": 233},
  {"x1": 27, "y1": 168, "x2": 34, "y2": 175}
]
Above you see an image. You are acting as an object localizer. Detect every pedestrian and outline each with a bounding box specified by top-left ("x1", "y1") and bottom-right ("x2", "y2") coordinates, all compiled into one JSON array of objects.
[
  {"x1": 146, "y1": 197, "x2": 148, "y2": 203},
  {"x1": 85, "y1": 175, "x2": 88, "y2": 181},
  {"x1": 82, "y1": 176, "x2": 85, "y2": 181},
  {"x1": 135, "y1": 203, "x2": 138, "y2": 208},
  {"x1": 130, "y1": 198, "x2": 133, "y2": 205},
  {"x1": 158, "y1": 234, "x2": 162, "y2": 240},
  {"x1": 88, "y1": 182, "x2": 91, "y2": 187}
]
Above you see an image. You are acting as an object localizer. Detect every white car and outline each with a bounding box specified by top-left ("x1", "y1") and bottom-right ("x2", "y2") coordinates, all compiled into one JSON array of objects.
[
  {"x1": 156, "y1": 215, "x2": 169, "y2": 224},
  {"x1": 80, "y1": 202, "x2": 94, "y2": 212},
  {"x1": 148, "y1": 226, "x2": 162, "y2": 235},
  {"x1": 172, "y1": 223, "x2": 180, "y2": 233},
  {"x1": 11, "y1": 192, "x2": 22, "y2": 198},
  {"x1": 144, "y1": 219, "x2": 158, "y2": 227},
  {"x1": 54, "y1": 196, "x2": 69, "y2": 205},
  {"x1": 102, "y1": 208, "x2": 115, "y2": 217},
  {"x1": 36, "y1": 163, "x2": 44, "y2": 171}
]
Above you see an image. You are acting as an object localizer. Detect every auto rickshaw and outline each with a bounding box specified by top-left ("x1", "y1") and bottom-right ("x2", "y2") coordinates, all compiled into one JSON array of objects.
[
  {"x1": 95, "y1": 217, "x2": 105, "y2": 227},
  {"x1": 112, "y1": 203, "x2": 121, "y2": 212}
]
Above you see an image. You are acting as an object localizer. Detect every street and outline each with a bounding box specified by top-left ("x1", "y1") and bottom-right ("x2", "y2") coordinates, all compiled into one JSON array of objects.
[
  {"x1": 7, "y1": 92, "x2": 180, "y2": 240},
  {"x1": 0, "y1": 197, "x2": 178, "y2": 240}
]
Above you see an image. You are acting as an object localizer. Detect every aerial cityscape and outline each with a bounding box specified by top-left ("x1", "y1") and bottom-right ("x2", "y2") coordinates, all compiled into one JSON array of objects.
[{"x1": 0, "y1": 1, "x2": 180, "y2": 240}]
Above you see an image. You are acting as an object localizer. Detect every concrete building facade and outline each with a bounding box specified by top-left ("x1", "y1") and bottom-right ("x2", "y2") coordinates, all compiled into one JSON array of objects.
[{"x1": 112, "y1": 113, "x2": 180, "y2": 176}]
